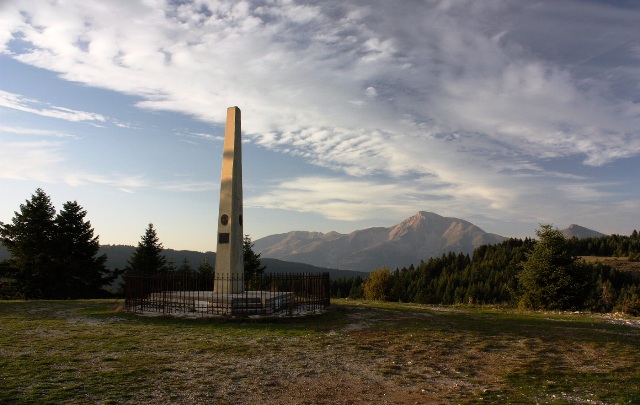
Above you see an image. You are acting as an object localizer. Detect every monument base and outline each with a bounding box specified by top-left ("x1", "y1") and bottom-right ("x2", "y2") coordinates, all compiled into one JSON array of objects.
[
  {"x1": 139, "y1": 290, "x2": 296, "y2": 317},
  {"x1": 125, "y1": 272, "x2": 330, "y2": 318}
]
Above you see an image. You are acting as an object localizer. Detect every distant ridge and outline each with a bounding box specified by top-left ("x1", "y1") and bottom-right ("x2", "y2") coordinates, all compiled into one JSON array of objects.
[
  {"x1": 0, "y1": 243, "x2": 360, "y2": 279},
  {"x1": 95, "y1": 245, "x2": 358, "y2": 279},
  {"x1": 0, "y1": 219, "x2": 610, "y2": 276},
  {"x1": 254, "y1": 211, "x2": 507, "y2": 271},
  {"x1": 561, "y1": 224, "x2": 605, "y2": 239}
]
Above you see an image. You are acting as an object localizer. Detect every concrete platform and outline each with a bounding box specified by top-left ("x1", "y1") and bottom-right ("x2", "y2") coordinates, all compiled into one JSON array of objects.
[{"x1": 143, "y1": 290, "x2": 295, "y2": 316}]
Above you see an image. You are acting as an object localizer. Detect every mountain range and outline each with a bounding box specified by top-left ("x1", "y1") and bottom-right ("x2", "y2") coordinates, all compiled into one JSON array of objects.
[
  {"x1": 0, "y1": 212, "x2": 608, "y2": 274},
  {"x1": 253, "y1": 211, "x2": 507, "y2": 271}
]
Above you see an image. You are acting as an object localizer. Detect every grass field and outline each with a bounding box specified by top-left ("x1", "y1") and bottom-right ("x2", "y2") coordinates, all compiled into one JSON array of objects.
[
  {"x1": 1, "y1": 299, "x2": 639, "y2": 404},
  {"x1": 580, "y1": 256, "x2": 640, "y2": 274}
]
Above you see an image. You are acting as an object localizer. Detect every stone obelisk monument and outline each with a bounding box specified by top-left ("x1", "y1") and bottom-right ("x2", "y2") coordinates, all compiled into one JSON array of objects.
[{"x1": 214, "y1": 106, "x2": 244, "y2": 294}]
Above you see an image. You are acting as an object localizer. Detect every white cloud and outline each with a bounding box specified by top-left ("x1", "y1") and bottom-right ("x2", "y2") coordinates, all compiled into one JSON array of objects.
[
  {"x1": 63, "y1": 172, "x2": 148, "y2": 190},
  {"x1": 248, "y1": 176, "x2": 417, "y2": 221},
  {"x1": 0, "y1": 90, "x2": 106, "y2": 122},
  {"x1": 159, "y1": 180, "x2": 216, "y2": 193},
  {"x1": 365, "y1": 87, "x2": 377, "y2": 98},
  {"x1": 0, "y1": 125, "x2": 79, "y2": 139},
  {"x1": 0, "y1": 146, "x2": 148, "y2": 191},
  {"x1": 0, "y1": 136, "x2": 148, "y2": 191},
  {"x1": 188, "y1": 132, "x2": 222, "y2": 142},
  {"x1": 0, "y1": 140, "x2": 65, "y2": 182},
  {"x1": 1, "y1": 0, "x2": 639, "y2": 231}
]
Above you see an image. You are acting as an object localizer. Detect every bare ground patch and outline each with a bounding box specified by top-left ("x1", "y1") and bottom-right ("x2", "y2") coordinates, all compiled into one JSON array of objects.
[{"x1": 1, "y1": 300, "x2": 640, "y2": 404}]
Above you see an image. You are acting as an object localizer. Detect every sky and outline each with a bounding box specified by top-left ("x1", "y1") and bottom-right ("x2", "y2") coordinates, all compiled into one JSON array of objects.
[{"x1": 1, "y1": 0, "x2": 639, "y2": 253}]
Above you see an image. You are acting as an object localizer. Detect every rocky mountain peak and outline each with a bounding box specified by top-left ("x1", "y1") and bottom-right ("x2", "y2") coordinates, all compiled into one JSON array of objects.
[
  {"x1": 254, "y1": 211, "x2": 506, "y2": 271},
  {"x1": 561, "y1": 224, "x2": 605, "y2": 239}
]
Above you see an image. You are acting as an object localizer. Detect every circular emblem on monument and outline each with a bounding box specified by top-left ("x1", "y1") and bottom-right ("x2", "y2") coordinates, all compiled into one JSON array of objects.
[{"x1": 220, "y1": 214, "x2": 229, "y2": 226}]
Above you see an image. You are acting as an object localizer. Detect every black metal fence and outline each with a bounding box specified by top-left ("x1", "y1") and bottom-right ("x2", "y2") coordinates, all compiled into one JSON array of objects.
[{"x1": 125, "y1": 272, "x2": 330, "y2": 317}]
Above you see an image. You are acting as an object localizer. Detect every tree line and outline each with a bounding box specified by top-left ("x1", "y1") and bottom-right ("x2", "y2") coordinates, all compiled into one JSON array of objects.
[
  {"x1": 332, "y1": 226, "x2": 640, "y2": 315},
  {"x1": 0, "y1": 189, "x2": 265, "y2": 299},
  {"x1": 0, "y1": 189, "x2": 118, "y2": 299},
  {"x1": 126, "y1": 223, "x2": 265, "y2": 288},
  {"x1": 4, "y1": 188, "x2": 640, "y2": 314},
  {"x1": 571, "y1": 232, "x2": 640, "y2": 259}
]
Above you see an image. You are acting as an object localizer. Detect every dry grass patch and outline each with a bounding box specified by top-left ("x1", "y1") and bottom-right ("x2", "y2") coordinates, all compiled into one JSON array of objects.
[
  {"x1": 580, "y1": 255, "x2": 640, "y2": 273},
  {"x1": 1, "y1": 299, "x2": 639, "y2": 404}
]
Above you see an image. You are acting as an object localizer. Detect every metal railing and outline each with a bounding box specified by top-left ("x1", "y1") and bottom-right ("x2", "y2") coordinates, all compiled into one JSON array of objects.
[{"x1": 125, "y1": 272, "x2": 330, "y2": 317}]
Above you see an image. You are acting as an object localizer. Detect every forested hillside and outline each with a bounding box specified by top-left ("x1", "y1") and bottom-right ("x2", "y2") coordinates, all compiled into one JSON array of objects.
[
  {"x1": 333, "y1": 231, "x2": 640, "y2": 315},
  {"x1": 98, "y1": 245, "x2": 215, "y2": 272},
  {"x1": 97, "y1": 245, "x2": 360, "y2": 280},
  {"x1": 572, "y1": 232, "x2": 640, "y2": 258}
]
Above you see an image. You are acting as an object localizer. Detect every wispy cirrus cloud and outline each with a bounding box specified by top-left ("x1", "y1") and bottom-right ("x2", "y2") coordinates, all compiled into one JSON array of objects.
[
  {"x1": 187, "y1": 132, "x2": 222, "y2": 142},
  {"x1": 4, "y1": 1, "x2": 637, "y2": 170},
  {"x1": 0, "y1": 139, "x2": 65, "y2": 182},
  {"x1": 159, "y1": 180, "x2": 216, "y2": 193},
  {"x1": 0, "y1": 123, "x2": 148, "y2": 192},
  {"x1": 0, "y1": 125, "x2": 79, "y2": 139},
  {"x1": 1, "y1": 0, "x2": 639, "y2": 236},
  {"x1": 0, "y1": 90, "x2": 106, "y2": 122},
  {"x1": 63, "y1": 172, "x2": 147, "y2": 190},
  {"x1": 0, "y1": 137, "x2": 149, "y2": 192}
]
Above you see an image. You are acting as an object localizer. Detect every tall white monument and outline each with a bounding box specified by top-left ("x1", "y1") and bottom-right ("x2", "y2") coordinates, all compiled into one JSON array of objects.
[{"x1": 214, "y1": 106, "x2": 244, "y2": 294}]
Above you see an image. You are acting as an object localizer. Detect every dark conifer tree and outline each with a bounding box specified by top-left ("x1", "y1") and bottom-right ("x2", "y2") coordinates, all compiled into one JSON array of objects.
[
  {"x1": 519, "y1": 224, "x2": 596, "y2": 310},
  {"x1": 54, "y1": 201, "x2": 116, "y2": 298},
  {"x1": 197, "y1": 257, "x2": 214, "y2": 285},
  {"x1": 0, "y1": 188, "x2": 57, "y2": 298},
  {"x1": 127, "y1": 223, "x2": 167, "y2": 274},
  {"x1": 177, "y1": 258, "x2": 194, "y2": 274},
  {"x1": 243, "y1": 235, "x2": 266, "y2": 289},
  {"x1": 197, "y1": 258, "x2": 214, "y2": 277}
]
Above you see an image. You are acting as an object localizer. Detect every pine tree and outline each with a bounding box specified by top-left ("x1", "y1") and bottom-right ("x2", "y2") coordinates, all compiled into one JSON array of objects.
[
  {"x1": 1, "y1": 189, "x2": 119, "y2": 298},
  {"x1": 197, "y1": 258, "x2": 214, "y2": 277},
  {"x1": 127, "y1": 224, "x2": 167, "y2": 274},
  {"x1": 177, "y1": 258, "x2": 194, "y2": 274},
  {"x1": 0, "y1": 188, "x2": 57, "y2": 298},
  {"x1": 519, "y1": 224, "x2": 596, "y2": 310},
  {"x1": 243, "y1": 235, "x2": 266, "y2": 289},
  {"x1": 196, "y1": 257, "x2": 214, "y2": 287},
  {"x1": 54, "y1": 201, "x2": 115, "y2": 298}
]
